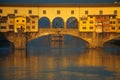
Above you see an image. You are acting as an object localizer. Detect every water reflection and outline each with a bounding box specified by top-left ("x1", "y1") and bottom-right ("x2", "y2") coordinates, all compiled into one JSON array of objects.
[{"x1": 0, "y1": 47, "x2": 120, "y2": 80}]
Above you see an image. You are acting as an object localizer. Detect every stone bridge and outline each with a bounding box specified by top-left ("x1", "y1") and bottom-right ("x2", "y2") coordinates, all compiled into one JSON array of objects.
[{"x1": 4, "y1": 28, "x2": 120, "y2": 49}]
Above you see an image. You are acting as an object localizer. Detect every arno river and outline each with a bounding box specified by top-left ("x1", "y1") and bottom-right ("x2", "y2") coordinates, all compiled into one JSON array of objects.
[{"x1": 0, "y1": 35, "x2": 120, "y2": 80}]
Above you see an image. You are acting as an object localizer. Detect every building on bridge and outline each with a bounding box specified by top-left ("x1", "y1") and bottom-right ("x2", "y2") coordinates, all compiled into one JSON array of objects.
[
  {"x1": 0, "y1": 4, "x2": 120, "y2": 33},
  {"x1": 0, "y1": 4, "x2": 120, "y2": 49}
]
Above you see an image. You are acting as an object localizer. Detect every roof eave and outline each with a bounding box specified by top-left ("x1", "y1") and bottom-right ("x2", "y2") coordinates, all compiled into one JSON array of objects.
[{"x1": 0, "y1": 3, "x2": 120, "y2": 7}]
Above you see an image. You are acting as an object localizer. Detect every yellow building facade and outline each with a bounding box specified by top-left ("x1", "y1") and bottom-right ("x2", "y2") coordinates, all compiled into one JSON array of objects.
[
  {"x1": 0, "y1": 4, "x2": 120, "y2": 33},
  {"x1": 14, "y1": 16, "x2": 26, "y2": 32}
]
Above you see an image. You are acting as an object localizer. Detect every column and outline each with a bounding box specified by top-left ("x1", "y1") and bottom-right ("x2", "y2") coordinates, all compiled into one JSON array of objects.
[
  {"x1": 50, "y1": 22, "x2": 52, "y2": 29},
  {"x1": 64, "y1": 22, "x2": 66, "y2": 29}
]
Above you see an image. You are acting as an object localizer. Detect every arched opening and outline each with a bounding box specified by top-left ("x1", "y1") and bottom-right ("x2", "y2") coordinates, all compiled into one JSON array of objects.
[
  {"x1": 64, "y1": 34, "x2": 88, "y2": 48},
  {"x1": 0, "y1": 36, "x2": 12, "y2": 57},
  {"x1": 27, "y1": 34, "x2": 88, "y2": 54},
  {"x1": 0, "y1": 33, "x2": 12, "y2": 48},
  {"x1": 52, "y1": 17, "x2": 64, "y2": 28},
  {"x1": 0, "y1": 33, "x2": 13, "y2": 55},
  {"x1": 38, "y1": 17, "x2": 50, "y2": 28},
  {"x1": 66, "y1": 17, "x2": 78, "y2": 28},
  {"x1": 104, "y1": 37, "x2": 120, "y2": 54},
  {"x1": 104, "y1": 37, "x2": 120, "y2": 47},
  {"x1": 28, "y1": 34, "x2": 88, "y2": 48}
]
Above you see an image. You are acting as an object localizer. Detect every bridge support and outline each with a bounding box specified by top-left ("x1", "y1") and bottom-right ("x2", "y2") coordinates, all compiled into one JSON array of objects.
[
  {"x1": 89, "y1": 40, "x2": 104, "y2": 48},
  {"x1": 13, "y1": 36, "x2": 27, "y2": 49},
  {"x1": 5, "y1": 32, "x2": 27, "y2": 49},
  {"x1": 88, "y1": 32, "x2": 104, "y2": 48}
]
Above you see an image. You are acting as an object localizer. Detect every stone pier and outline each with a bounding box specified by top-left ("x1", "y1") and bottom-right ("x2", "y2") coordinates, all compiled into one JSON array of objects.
[
  {"x1": 5, "y1": 32, "x2": 27, "y2": 49},
  {"x1": 12, "y1": 35, "x2": 27, "y2": 49},
  {"x1": 88, "y1": 32, "x2": 104, "y2": 48}
]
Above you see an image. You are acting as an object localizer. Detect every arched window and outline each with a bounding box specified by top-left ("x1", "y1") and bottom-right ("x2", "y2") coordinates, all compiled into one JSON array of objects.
[
  {"x1": 66, "y1": 17, "x2": 78, "y2": 28},
  {"x1": 38, "y1": 17, "x2": 50, "y2": 28},
  {"x1": 52, "y1": 17, "x2": 64, "y2": 28}
]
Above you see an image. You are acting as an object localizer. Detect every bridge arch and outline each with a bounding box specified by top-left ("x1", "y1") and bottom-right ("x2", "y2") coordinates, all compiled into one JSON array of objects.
[
  {"x1": 103, "y1": 35, "x2": 120, "y2": 45},
  {"x1": 38, "y1": 17, "x2": 50, "y2": 28},
  {"x1": 66, "y1": 17, "x2": 78, "y2": 28},
  {"x1": 52, "y1": 17, "x2": 64, "y2": 28},
  {"x1": 28, "y1": 31, "x2": 89, "y2": 46}
]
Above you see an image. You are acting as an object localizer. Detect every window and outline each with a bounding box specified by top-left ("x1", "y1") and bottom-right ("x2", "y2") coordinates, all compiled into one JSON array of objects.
[
  {"x1": 90, "y1": 16, "x2": 93, "y2": 18},
  {"x1": 57, "y1": 10, "x2": 60, "y2": 14},
  {"x1": 114, "y1": 10, "x2": 117, "y2": 14},
  {"x1": 0, "y1": 9, "x2": 2, "y2": 13},
  {"x1": 9, "y1": 25, "x2": 14, "y2": 29},
  {"x1": 80, "y1": 17, "x2": 87, "y2": 20},
  {"x1": 0, "y1": 20, "x2": 6, "y2": 23},
  {"x1": 119, "y1": 27, "x2": 120, "y2": 29},
  {"x1": 82, "y1": 27, "x2": 86, "y2": 29},
  {"x1": 71, "y1": 10, "x2": 74, "y2": 14},
  {"x1": 0, "y1": 20, "x2": 2, "y2": 23},
  {"x1": 90, "y1": 21, "x2": 94, "y2": 24},
  {"x1": 113, "y1": 21, "x2": 116, "y2": 24},
  {"x1": 32, "y1": 21, "x2": 35, "y2": 23},
  {"x1": 99, "y1": 10, "x2": 103, "y2": 15},
  {"x1": 10, "y1": 21, "x2": 13, "y2": 23},
  {"x1": 83, "y1": 21, "x2": 86, "y2": 24},
  {"x1": 110, "y1": 16, "x2": 116, "y2": 19},
  {"x1": 118, "y1": 20, "x2": 120, "y2": 24},
  {"x1": 85, "y1": 10, "x2": 88, "y2": 14},
  {"x1": 110, "y1": 21, "x2": 112, "y2": 24},
  {"x1": 22, "y1": 20, "x2": 25, "y2": 22},
  {"x1": 0, "y1": 26, "x2": 6, "y2": 29},
  {"x1": 32, "y1": 26, "x2": 35, "y2": 29},
  {"x1": 26, "y1": 26, "x2": 30, "y2": 29},
  {"x1": 110, "y1": 21, "x2": 116, "y2": 24},
  {"x1": 14, "y1": 10, "x2": 18, "y2": 14},
  {"x1": 29, "y1": 10, "x2": 32, "y2": 14},
  {"x1": 90, "y1": 26, "x2": 93, "y2": 29},
  {"x1": 43, "y1": 10, "x2": 46, "y2": 14},
  {"x1": 26, "y1": 17, "x2": 30, "y2": 23},
  {"x1": 16, "y1": 20, "x2": 19, "y2": 22},
  {"x1": 111, "y1": 27, "x2": 115, "y2": 30}
]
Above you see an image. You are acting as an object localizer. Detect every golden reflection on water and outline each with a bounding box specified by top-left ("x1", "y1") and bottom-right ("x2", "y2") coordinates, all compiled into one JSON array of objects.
[{"x1": 0, "y1": 48, "x2": 120, "y2": 80}]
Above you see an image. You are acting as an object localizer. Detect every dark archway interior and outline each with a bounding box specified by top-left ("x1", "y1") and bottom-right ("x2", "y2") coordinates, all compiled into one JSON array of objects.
[
  {"x1": 38, "y1": 17, "x2": 78, "y2": 28},
  {"x1": 104, "y1": 37, "x2": 120, "y2": 47},
  {"x1": 103, "y1": 37, "x2": 120, "y2": 54},
  {"x1": 0, "y1": 34, "x2": 12, "y2": 48},
  {"x1": 52, "y1": 17, "x2": 64, "y2": 28},
  {"x1": 38, "y1": 17, "x2": 50, "y2": 28},
  {"x1": 27, "y1": 34, "x2": 88, "y2": 49},
  {"x1": 66, "y1": 17, "x2": 78, "y2": 28},
  {"x1": 27, "y1": 34, "x2": 88, "y2": 55}
]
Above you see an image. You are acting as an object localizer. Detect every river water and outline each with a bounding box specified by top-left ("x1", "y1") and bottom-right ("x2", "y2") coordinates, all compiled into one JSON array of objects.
[{"x1": 0, "y1": 35, "x2": 120, "y2": 80}]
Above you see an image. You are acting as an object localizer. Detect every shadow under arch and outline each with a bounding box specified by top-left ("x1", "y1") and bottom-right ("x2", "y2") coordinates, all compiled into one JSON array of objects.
[
  {"x1": 64, "y1": 34, "x2": 88, "y2": 48},
  {"x1": 104, "y1": 37, "x2": 120, "y2": 45},
  {"x1": 52, "y1": 17, "x2": 64, "y2": 28},
  {"x1": 38, "y1": 17, "x2": 50, "y2": 28},
  {"x1": 28, "y1": 33, "x2": 89, "y2": 48},
  {"x1": 0, "y1": 33, "x2": 12, "y2": 48},
  {"x1": 103, "y1": 37, "x2": 120, "y2": 54},
  {"x1": 66, "y1": 17, "x2": 78, "y2": 28},
  {"x1": 103, "y1": 35, "x2": 120, "y2": 46}
]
